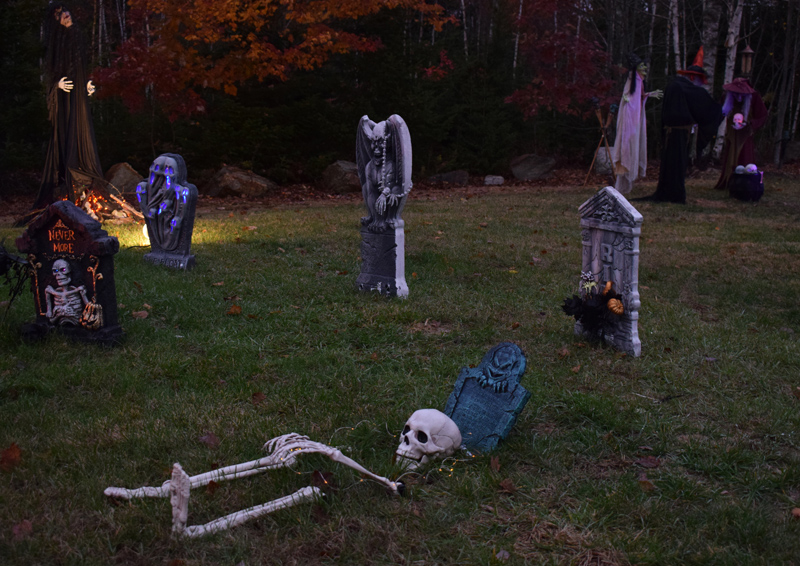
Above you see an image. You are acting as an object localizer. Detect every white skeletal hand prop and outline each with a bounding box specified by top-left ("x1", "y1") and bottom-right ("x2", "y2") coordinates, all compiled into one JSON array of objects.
[
  {"x1": 105, "y1": 433, "x2": 401, "y2": 538},
  {"x1": 58, "y1": 77, "x2": 73, "y2": 92},
  {"x1": 396, "y1": 409, "x2": 462, "y2": 470}
]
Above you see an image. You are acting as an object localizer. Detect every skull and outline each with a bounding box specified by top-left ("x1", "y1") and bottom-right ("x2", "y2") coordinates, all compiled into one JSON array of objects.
[
  {"x1": 745, "y1": 163, "x2": 758, "y2": 174},
  {"x1": 52, "y1": 259, "x2": 71, "y2": 287},
  {"x1": 396, "y1": 409, "x2": 461, "y2": 470},
  {"x1": 732, "y1": 113, "x2": 744, "y2": 130}
]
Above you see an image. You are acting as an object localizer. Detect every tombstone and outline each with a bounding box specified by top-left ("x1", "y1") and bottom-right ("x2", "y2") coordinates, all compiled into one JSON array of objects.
[
  {"x1": 577, "y1": 186, "x2": 642, "y2": 356},
  {"x1": 136, "y1": 154, "x2": 198, "y2": 270},
  {"x1": 15, "y1": 200, "x2": 123, "y2": 344},
  {"x1": 444, "y1": 343, "x2": 530, "y2": 452},
  {"x1": 355, "y1": 115, "x2": 412, "y2": 298}
]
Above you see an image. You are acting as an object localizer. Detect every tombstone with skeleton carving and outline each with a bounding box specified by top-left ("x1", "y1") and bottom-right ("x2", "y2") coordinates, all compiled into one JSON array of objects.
[
  {"x1": 136, "y1": 153, "x2": 198, "y2": 270},
  {"x1": 16, "y1": 200, "x2": 122, "y2": 344},
  {"x1": 355, "y1": 114, "x2": 412, "y2": 297}
]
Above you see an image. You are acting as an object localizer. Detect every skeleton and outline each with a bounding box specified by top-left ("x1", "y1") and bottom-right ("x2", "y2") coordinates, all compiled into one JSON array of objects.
[
  {"x1": 44, "y1": 259, "x2": 88, "y2": 326},
  {"x1": 732, "y1": 112, "x2": 745, "y2": 130},
  {"x1": 395, "y1": 409, "x2": 462, "y2": 470},
  {"x1": 105, "y1": 433, "x2": 402, "y2": 538},
  {"x1": 356, "y1": 115, "x2": 412, "y2": 233}
]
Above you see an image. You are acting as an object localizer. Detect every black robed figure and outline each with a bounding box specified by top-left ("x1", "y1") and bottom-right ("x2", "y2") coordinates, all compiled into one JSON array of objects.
[
  {"x1": 643, "y1": 48, "x2": 723, "y2": 204},
  {"x1": 34, "y1": 3, "x2": 106, "y2": 212}
]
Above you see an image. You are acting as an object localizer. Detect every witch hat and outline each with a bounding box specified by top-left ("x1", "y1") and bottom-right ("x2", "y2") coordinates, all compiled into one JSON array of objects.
[{"x1": 677, "y1": 46, "x2": 708, "y2": 84}]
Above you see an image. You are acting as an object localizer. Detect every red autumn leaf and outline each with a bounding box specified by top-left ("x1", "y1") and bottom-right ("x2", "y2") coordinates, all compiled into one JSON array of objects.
[
  {"x1": 199, "y1": 432, "x2": 220, "y2": 449},
  {"x1": 635, "y1": 456, "x2": 661, "y2": 469},
  {"x1": 251, "y1": 392, "x2": 266, "y2": 405},
  {"x1": 1, "y1": 443, "x2": 21, "y2": 472},
  {"x1": 226, "y1": 304, "x2": 243, "y2": 315},
  {"x1": 12, "y1": 519, "x2": 33, "y2": 540},
  {"x1": 133, "y1": 281, "x2": 143, "y2": 293},
  {"x1": 131, "y1": 310, "x2": 149, "y2": 319},
  {"x1": 490, "y1": 456, "x2": 501, "y2": 473},
  {"x1": 511, "y1": 322, "x2": 521, "y2": 330},
  {"x1": 212, "y1": 281, "x2": 224, "y2": 286},
  {"x1": 792, "y1": 508, "x2": 800, "y2": 519}
]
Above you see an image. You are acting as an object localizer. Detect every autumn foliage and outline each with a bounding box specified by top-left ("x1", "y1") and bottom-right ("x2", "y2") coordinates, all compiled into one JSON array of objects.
[{"x1": 95, "y1": 0, "x2": 448, "y2": 121}]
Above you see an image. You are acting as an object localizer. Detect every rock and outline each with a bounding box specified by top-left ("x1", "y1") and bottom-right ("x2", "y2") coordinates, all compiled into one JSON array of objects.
[
  {"x1": 484, "y1": 175, "x2": 504, "y2": 186},
  {"x1": 594, "y1": 146, "x2": 615, "y2": 175},
  {"x1": 320, "y1": 160, "x2": 361, "y2": 194},
  {"x1": 428, "y1": 170, "x2": 469, "y2": 185},
  {"x1": 203, "y1": 166, "x2": 279, "y2": 198},
  {"x1": 510, "y1": 154, "x2": 556, "y2": 180},
  {"x1": 105, "y1": 163, "x2": 142, "y2": 194}
]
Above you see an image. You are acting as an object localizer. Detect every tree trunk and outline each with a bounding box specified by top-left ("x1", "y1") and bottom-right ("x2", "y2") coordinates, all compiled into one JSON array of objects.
[
  {"x1": 701, "y1": 0, "x2": 722, "y2": 93},
  {"x1": 460, "y1": 0, "x2": 469, "y2": 59},
  {"x1": 774, "y1": 0, "x2": 800, "y2": 164},
  {"x1": 713, "y1": 0, "x2": 744, "y2": 158},
  {"x1": 647, "y1": 0, "x2": 657, "y2": 64},
  {"x1": 512, "y1": 0, "x2": 523, "y2": 81},
  {"x1": 670, "y1": 0, "x2": 681, "y2": 73}
]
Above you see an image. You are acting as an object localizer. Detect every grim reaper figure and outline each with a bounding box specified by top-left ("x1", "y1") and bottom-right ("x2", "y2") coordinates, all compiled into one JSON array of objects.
[
  {"x1": 33, "y1": 3, "x2": 106, "y2": 212},
  {"x1": 356, "y1": 115, "x2": 412, "y2": 232}
]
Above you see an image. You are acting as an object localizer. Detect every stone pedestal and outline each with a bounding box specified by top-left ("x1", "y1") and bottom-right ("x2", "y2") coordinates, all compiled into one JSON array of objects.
[
  {"x1": 144, "y1": 250, "x2": 195, "y2": 270},
  {"x1": 356, "y1": 224, "x2": 408, "y2": 298}
]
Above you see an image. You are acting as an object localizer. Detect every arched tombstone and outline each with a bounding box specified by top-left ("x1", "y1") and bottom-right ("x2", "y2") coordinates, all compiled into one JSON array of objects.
[
  {"x1": 16, "y1": 201, "x2": 123, "y2": 344},
  {"x1": 577, "y1": 186, "x2": 642, "y2": 356},
  {"x1": 136, "y1": 153, "x2": 198, "y2": 270}
]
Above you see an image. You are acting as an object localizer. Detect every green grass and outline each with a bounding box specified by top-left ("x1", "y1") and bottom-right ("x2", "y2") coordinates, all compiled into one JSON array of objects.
[{"x1": 1, "y1": 177, "x2": 799, "y2": 565}]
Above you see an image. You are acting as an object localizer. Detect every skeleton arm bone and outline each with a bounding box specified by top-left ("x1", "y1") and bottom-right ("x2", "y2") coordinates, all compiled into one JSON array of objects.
[{"x1": 45, "y1": 285, "x2": 55, "y2": 318}]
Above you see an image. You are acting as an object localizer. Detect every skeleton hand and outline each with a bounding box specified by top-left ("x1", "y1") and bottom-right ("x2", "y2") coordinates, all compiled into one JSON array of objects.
[
  {"x1": 58, "y1": 77, "x2": 73, "y2": 93},
  {"x1": 647, "y1": 89, "x2": 663, "y2": 100},
  {"x1": 375, "y1": 193, "x2": 388, "y2": 215},
  {"x1": 622, "y1": 94, "x2": 630, "y2": 104},
  {"x1": 87, "y1": 80, "x2": 95, "y2": 96}
]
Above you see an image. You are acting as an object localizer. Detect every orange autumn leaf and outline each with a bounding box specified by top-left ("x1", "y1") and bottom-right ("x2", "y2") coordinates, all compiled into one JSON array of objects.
[
  {"x1": 131, "y1": 310, "x2": 149, "y2": 319},
  {"x1": 1, "y1": 443, "x2": 21, "y2": 472},
  {"x1": 490, "y1": 456, "x2": 501, "y2": 473},
  {"x1": 227, "y1": 304, "x2": 243, "y2": 315}
]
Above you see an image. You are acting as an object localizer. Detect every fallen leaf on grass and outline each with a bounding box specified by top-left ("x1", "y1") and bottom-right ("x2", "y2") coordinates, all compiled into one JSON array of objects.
[
  {"x1": 131, "y1": 310, "x2": 149, "y2": 319},
  {"x1": 142, "y1": 303, "x2": 151, "y2": 310},
  {"x1": 637, "y1": 472, "x2": 656, "y2": 492},
  {"x1": 499, "y1": 478, "x2": 517, "y2": 494},
  {"x1": 199, "y1": 432, "x2": 220, "y2": 449},
  {"x1": 242, "y1": 226, "x2": 258, "y2": 231},
  {"x1": 212, "y1": 281, "x2": 224, "y2": 286},
  {"x1": 251, "y1": 392, "x2": 266, "y2": 405},
  {"x1": 226, "y1": 304, "x2": 242, "y2": 316},
  {"x1": 479, "y1": 222, "x2": 488, "y2": 228},
  {"x1": 511, "y1": 322, "x2": 521, "y2": 330},
  {"x1": 557, "y1": 347, "x2": 570, "y2": 358},
  {"x1": 12, "y1": 519, "x2": 33, "y2": 540},
  {"x1": 223, "y1": 295, "x2": 240, "y2": 302},
  {"x1": 494, "y1": 549, "x2": 510, "y2": 561},
  {"x1": 792, "y1": 387, "x2": 800, "y2": 401},
  {"x1": 792, "y1": 508, "x2": 800, "y2": 519},
  {"x1": 635, "y1": 456, "x2": 661, "y2": 469},
  {"x1": 490, "y1": 456, "x2": 500, "y2": 473},
  {"x1": 206, "y1": 480, "x2": 219, "y2": 495},
  {"x1": 571, "y1": 364, "x2": 581, "y2": 373},
  {"x1": 1, "y1": 443, "x2": 21, "y2": 472},
  {"x1": 336, "y1": 270, "x2": 348, "y2": 275},
  {"x1": 133, "y1": 281, "x2": 143, "y2": 293}
]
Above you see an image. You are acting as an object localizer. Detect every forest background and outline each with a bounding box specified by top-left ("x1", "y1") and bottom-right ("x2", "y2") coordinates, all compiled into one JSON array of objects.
[{"x1": 1, "y1": 0, "x2": 799, "y2": 193}]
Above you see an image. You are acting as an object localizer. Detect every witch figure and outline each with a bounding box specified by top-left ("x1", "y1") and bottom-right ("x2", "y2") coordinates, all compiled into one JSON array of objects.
[
  {"x1": 640, "y1": 47, "x2": 724, "y2": 204},
  {"x1": 610, "y1": 54, "x2": 662, "y2": 195},
  {"x1": 712, "y1": 77, "x2": 768, "y2": 192},
  {"x1": 32, "y1": 3, "x2": 106, "y2": 214}
]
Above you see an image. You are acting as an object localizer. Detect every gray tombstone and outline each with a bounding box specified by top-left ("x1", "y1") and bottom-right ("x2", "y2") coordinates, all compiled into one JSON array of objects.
[
  {"x1": 444, "y1": 343, "x2": 530, "y2": 452},
  {"x1": 136, "y1": 154, "x2": 198, "y2": 270},
  {"x1": 577, "y1": 186, "x2": 642, "y2": 356},
  {"x1": 15, "y1": 200, "x2": 123, "y2": 344},
  {"x1": 355, "y1": 115, "x2": 412, "y2": 297}
]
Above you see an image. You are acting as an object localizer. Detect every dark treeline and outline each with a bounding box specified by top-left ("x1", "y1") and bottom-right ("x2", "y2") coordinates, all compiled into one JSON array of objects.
[{"x1": 1, "y1": 0, "x2": 798, "y2": 190}]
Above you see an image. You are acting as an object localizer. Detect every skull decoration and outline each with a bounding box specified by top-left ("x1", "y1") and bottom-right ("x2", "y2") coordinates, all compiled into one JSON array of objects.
[
  {"x1": 732, "y1": 113, "x2": 744, "y2": 130},
  {"x1": 396, "y1": 409, "x2": 462, "y2": 470},
  {"x1": 52, "y1": 259, "x2": 71, "y2": 286},
  {"x1": 745, "y1": 163, "x2": 758, "y2": 174}
]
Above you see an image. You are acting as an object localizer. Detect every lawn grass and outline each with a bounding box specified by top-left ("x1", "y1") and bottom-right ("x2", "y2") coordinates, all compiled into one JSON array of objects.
[{"x1": 1, "y1": 177, "x2": 799, "y2": 565}]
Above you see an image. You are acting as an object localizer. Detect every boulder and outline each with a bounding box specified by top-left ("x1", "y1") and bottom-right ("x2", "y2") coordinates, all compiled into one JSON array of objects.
[
  {"x1": 203, "y1": 166, "x2": 279, "y2": 198},
  {"x1": 320, "y1": 160, "x2": 361, "y2": 194},
  {"x1": 105, "y1": 163, "x2": 143, "y2": 194},
  {"x1": 428, "y1": 170, "x2": 469, "y2": 185},
  {"x1": 510, "y1": 154, "x2": 556, "y2": 181},
  {"x1": 484, "y1": 175, "x2": 504, "y2": 186},
  {"x1": 594, "y1": 146, "x2": 615, "y2": 175}
]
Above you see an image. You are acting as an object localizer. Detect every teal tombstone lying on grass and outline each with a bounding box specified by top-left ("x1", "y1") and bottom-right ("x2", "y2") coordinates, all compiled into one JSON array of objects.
[{"x1": 444, "y1": 342, "x2": 530, "y2": 452}]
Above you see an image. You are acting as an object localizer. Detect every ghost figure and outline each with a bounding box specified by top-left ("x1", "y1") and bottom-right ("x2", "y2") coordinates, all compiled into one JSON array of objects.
[
  {"x1": 136, "y1": 154, "x2": 196, "y2": 253},
  {"x1": 396, "y1": 409, "x2": 462, "y2": 470},
  {"x1": 356, "y1": 115, "x2": 412, "y2": 232},
  {"x1": 45, "y1": 259, "x2": 89, "y2": 326}
]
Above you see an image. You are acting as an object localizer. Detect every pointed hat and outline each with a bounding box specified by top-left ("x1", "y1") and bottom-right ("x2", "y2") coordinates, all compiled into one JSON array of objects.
[{"x1": 677, "y1": 46, "x2": 708, "y2": 84}]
